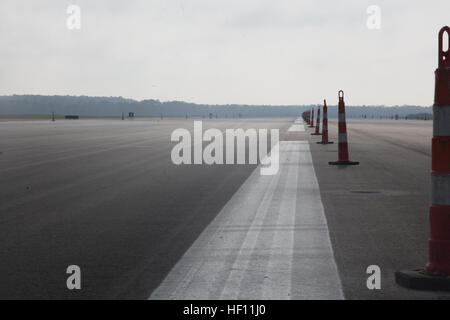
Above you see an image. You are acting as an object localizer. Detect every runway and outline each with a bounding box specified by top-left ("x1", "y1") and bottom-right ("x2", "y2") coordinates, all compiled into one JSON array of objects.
[
  {"x1": 150, "y1": 140, "x2": 343, "y2": 300},
  {"x1": 0, "y1": 118, "x2": 289, "y2": 299},
  {"x1": 0, "y1": 117, "x2": 448, "y2": 299},
  {"x1": 311, "y1": 119, "x2": 441, "y2": 299}
]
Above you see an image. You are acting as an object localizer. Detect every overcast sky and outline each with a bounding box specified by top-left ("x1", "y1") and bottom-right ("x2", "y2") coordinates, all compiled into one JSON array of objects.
[{"x1": 0, "y1": 1, "x2": 449, "y2": 106}]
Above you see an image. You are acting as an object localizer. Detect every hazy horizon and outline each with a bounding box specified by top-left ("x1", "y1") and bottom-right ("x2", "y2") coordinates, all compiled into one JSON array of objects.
[
  {"x1": 0, "y1": 93, "x2": 434, "y2": 108},
  {"x1": 0, "y1": 1, "x2": 449, "y2": 106}
]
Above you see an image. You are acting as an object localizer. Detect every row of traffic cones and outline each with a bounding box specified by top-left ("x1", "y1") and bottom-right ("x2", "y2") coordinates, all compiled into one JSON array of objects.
[
  {"x1": 302, "y1": 26, "x2": 450, "y2": 292},
  {"x1": 301, "y1": 90, "x2": 359, "y2": 165}
]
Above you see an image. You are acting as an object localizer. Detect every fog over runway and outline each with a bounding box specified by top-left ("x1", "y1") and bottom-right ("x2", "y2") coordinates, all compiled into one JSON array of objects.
[{"x1": 0, "y1": 118, "x2": 448, "y2": 299}]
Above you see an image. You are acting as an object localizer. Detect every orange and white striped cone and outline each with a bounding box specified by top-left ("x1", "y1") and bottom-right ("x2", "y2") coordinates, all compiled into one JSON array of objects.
[
  {"x1": 317, "y1": 100, "x2": 334, "y2": 145},
  {"x1": 309, "y1": 107, "x2": 315, "y2": 127},
  {"x1": 329, "y1": 90, "x2": 359, "y2": 166},
  {"x1": 396, "y1": 26, "x2": 450, "y2": 291},
  {"x1": 311, "y1": 105, "x2": 322, "y2": 135}
]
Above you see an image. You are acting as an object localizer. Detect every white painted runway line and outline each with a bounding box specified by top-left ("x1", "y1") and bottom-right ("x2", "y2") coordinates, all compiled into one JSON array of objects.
[
  {"x1": 288, "y1": 124, "x2": 305, "y2": 132},
  {"x1": 150, "y1": 141, "x2": 343, "y2": 300}
]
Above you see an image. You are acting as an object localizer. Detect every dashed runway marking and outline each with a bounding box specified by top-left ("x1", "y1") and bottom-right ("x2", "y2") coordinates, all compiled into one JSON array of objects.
[
  {"x1": 288, "y1": 124, "x2": 305, "y2": 132},
  {"x1": 150, "y1": 141, "x2": 343, "y2": 300}
]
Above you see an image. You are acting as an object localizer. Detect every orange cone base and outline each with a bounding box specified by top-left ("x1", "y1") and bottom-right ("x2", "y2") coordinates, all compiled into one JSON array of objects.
[
  {"x1": 395, "y1": 270, "x2": 450, "y2": 291},
  {"x1": 317, "y1": 141, "x2": 334, "y2": 145},
  {"x1": 328, "y1": 160, "x2": 359, "y2": 166}
]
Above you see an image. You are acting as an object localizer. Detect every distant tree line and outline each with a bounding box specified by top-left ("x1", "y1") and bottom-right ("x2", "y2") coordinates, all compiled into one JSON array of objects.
[{"x1": 0, "y1": 95, "x2": 432, "y2": 119}]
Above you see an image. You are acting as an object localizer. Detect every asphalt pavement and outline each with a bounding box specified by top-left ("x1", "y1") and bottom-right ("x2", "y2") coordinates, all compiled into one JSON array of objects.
[{"x1": 0, "y1": 117, "x2": 447, "y2": 299}]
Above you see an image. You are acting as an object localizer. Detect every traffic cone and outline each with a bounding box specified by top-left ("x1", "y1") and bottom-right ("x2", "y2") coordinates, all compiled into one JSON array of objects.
[
  {"x1": 311, "y1": 105, "x2": 322, "y2": 135},
  {"x1": 317, "y1": 100, "x2": 334, "y2": 145},
  {"x1": 329, "y1": 90, "x2": 359, "y2": 166},
  {"x1": 396, "y1": 26, "x2": 450, "y2": 291},
  {"x1": 309, "y1": 107, "x2": 315, "y2": 128}
]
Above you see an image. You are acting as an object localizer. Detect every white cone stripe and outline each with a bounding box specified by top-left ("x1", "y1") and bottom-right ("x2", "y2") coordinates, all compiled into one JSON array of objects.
[
  {"x1": 338, "y1": 133, "x2": 347, "y2": 143},
  {"x1": 433, "y1": 105, "x2": 450, "y2": 136},
  {"x1": 432, "y1": 174, "x2": 450, "y2": 206}
]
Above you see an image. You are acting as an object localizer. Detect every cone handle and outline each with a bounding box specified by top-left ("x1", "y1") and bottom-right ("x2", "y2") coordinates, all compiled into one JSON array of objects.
[
  {"x1": 338, "y1": 90, "x2": 344, "y2": 102},
  {"x1": 438, "y1": 26, "x2": 450, "y2": 68}
]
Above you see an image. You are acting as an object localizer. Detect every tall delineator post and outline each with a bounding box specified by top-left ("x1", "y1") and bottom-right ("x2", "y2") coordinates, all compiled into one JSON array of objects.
[
  {"x1": 329, "y1": 90, "x2": 359, "y2": 166},
  {"x1": 309, "y1": 107, "x2": 315, "y2": 128},
  {"x1": 429, "y1": 26, "x2": 450, "y2": 275},
  {"x1": 317, "y1": 100, "x2": 334, "y2": 145},
  {"x1": 396, "y1": 26, "x2": 450, "y2": 291},
  {"x1": 311, "y1": 105, "x2": 321, "y2": 135}
]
